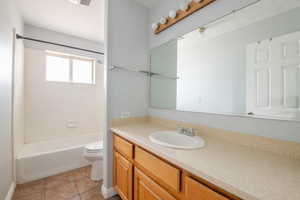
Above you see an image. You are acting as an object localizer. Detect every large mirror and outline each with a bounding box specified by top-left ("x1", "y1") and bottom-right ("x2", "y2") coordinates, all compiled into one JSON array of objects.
[{"x1": 150, "y1": 0, "x2": 300, "y2": 121}]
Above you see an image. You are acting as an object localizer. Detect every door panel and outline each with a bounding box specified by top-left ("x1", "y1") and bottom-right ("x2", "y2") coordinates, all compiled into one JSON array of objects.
[
  {"x1": 255, "y1": 68, "x2": 270, "y2": 107},
  {"x1": 283, "y1": 65, "x2": 299, "y2": 108},
  {"x1": 255, "y1": 43, "x2": 270, "y2": 64},
  {"x1": 282, "y1": 40, "x2": 300, "y2": 59},
  {"x1": 114, "y1": 151, "x2": 133, "y2": 200}
]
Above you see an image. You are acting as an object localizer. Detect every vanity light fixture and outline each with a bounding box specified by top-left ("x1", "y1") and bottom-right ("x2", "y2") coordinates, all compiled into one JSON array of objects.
[{"x1": 152, "y1": 0, "x2": 216, "y2": 34}]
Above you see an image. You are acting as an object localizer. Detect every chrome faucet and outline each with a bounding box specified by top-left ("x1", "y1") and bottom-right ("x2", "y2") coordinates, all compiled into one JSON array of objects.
[{"x1": 177, "y1": 127, "x2": 196, "y2": 137}]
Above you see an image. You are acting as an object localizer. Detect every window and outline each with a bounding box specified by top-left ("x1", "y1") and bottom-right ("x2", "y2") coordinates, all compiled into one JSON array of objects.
[
  {"x1": 46, "y1": 51, "x2": 95, "y2": 84},
  {"x1": 73, "y1": 59, "x2": 94, "y2": 84},
  {"x1": 46, "y1": 55, "x2": 70, "y2": 82}
]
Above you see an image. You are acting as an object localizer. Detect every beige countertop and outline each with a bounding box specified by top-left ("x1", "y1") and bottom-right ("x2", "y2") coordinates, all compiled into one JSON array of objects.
[{"x1": 111, "y1": 120, "x2": 300, "y2": 200}]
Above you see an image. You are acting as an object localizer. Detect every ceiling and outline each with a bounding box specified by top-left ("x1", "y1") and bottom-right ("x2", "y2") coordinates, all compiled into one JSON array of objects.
[
  {"x1": 16, "y1": 0, "x2": 104, "y2": 43},
  {"x1": 134, "y1": 0, "x2": 161, "y2": 8}
]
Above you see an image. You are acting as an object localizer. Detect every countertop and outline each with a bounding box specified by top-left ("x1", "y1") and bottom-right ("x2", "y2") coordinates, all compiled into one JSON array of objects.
[{"x1": 111, "y1": 121, "x2": 300, "y2": 200}]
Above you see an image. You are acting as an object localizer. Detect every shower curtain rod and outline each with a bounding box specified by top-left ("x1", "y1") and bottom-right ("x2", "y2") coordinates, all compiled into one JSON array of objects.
[{"x1": 16, "y1": 34, "x2": 104, "y2": 55}]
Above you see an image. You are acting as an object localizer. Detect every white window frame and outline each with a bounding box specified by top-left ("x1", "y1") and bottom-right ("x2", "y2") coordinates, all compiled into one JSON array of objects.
[{"x1": 46, "y1": 51, "x2": 96, "y2": 84}]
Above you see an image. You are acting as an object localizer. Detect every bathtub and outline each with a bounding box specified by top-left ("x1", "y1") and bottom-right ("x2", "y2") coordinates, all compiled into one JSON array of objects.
[{"x1": 16, "y1": 133, "x2": 101, "y2": 184}]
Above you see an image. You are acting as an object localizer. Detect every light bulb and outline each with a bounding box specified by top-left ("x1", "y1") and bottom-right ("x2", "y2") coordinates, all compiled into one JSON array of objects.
[
  {"x1": 160, "y1": 17, "x2": 167, "y2": 24},
  {"x1": 180, "y1": 3, "x2": 189, "y2": 11},
  {"x1": 152, "y1": 23, "x2": 158, "y2": 31},
  {"x1": 169, "y1": 10, "x2": 177, "y2": 19}
]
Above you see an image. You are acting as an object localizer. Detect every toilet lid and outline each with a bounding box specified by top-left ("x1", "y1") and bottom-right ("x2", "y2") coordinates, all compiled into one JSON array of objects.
[{"x1": 85, "y1": 142, "x2": 103, "y2": 151}]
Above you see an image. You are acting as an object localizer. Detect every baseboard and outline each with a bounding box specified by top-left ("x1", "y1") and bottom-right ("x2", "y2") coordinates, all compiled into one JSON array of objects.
[
  {"x1": 5, "y1": 182, "x2": 16, "y2": 200},
  {"x1": 101, "y1": 185, "x2": 117, "y2": 199}
]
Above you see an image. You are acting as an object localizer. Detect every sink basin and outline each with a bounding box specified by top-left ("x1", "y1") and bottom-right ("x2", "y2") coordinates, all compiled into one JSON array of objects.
[{"x1": 149, "y1": 131, "x2": 205, "y2": 149}]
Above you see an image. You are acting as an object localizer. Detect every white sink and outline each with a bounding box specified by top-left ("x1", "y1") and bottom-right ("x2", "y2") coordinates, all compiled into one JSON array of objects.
[{"x1": 149, "y1": 131, "x2": 205, "y2": 149}]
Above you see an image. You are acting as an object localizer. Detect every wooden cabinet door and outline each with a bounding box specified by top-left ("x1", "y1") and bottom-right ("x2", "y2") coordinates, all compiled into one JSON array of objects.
[
  {"x1": 114, "y1": 151, "x2": 133, "y2": 200},
  {"x1": 185, "y1": 176, "x2": 229, "y2": 200},
  {"x1": 134, "y1": 168, "x2": 177, "y2": 200}
]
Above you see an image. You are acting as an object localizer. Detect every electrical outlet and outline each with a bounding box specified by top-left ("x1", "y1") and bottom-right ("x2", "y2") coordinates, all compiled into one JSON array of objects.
[
  {"x1": 121, "y1": 112, "x2": 131, "y2": 118},
  {"x1": 67, "y1": 121, "x2": 78, "y2": 128}
]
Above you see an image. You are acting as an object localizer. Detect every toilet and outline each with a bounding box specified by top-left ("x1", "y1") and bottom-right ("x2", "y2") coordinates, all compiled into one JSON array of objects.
[{"x1": 84, "y1": 142, "x2": 103, "y2": 181}]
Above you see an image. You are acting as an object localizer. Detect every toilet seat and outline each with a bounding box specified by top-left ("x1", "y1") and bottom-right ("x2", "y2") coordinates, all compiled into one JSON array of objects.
[
  {"x1": 84, "y1": 142, "x2": 103, "y2": 158},
  {"x1": 85, "y1": 142, "x2": 103, "y2": 153}
]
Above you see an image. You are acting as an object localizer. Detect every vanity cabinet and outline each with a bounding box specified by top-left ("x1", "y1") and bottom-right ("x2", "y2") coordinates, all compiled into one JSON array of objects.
[{"x1": 113, "y1": 134, "x2": 239, "y2": 200}]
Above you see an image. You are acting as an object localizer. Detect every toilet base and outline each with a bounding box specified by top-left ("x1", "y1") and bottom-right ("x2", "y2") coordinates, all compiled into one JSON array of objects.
[{"x1": 90, "y1": 160, "x2": 103, "y2": 181}]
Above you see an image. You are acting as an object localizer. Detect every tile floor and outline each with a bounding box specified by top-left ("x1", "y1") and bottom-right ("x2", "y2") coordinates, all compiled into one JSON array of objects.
[{"x1": 13, "y1": 166, "x2": 121, "y2": 200}]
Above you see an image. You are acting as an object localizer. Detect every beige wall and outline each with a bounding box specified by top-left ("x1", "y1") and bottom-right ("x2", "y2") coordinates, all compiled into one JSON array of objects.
[
  {"x1": 0, "y1": 0, "x2": 23, "y2": 198},
  {"x1": 103, "y1": 0, "x2": 149, "y2": 191},
  {"x1": 13, "y1": 41, "x2": 25, "y2": 155},
  {"x1": 24, "y1": 48, "x2": 104, "y2": 143},
  {"x1": 13, "y1": 28, "x2": 25, "y2": 182}
]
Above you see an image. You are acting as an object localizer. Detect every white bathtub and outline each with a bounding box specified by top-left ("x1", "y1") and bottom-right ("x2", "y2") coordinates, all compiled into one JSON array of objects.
[{"x1": 17, "y1": 133, "x2": 101, "y2": 184}]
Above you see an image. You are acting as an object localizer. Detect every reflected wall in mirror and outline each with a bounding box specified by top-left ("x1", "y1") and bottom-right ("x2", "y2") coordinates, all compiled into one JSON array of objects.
[{"x1": 150, "y1": 0, "x2": 300, "y2": 121}]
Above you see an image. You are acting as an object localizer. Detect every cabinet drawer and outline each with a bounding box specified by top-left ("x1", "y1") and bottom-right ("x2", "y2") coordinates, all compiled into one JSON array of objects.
[
  {"x1": 185, "y1": 176, "x2": 229, "y2": 200},
  {"x1": 114, "y1": 134, "x2": 133, "y2": 159},
  {"x1": 134, "y1": 168, "x2": 177, "y2": 200},
  {"x1": 134, "y1": 147, "x2": 180, "y2": 192}
]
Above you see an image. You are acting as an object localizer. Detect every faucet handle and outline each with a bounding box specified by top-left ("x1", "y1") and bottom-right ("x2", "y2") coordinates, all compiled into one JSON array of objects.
[
  {"x1": 177, "y1": 126, "x2": 185, "y2": 133},
  {"x1": 191, "y1": 128, "x2": 197, "y2": 136},
  {"x1": 187, "y1": 128, "x2": 197, "y2": 136}
]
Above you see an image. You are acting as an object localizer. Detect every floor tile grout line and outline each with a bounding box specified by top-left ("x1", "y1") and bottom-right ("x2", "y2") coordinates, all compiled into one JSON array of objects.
[
  {"x1": 13, "y1": 166, "x2": 97, "y2": 200},
  {"x1": 74, "y1": 175, "x2": 81, "y2": 199},
  {"x1": 12, "y1": 179, "x2": 46, "y2": 200},
  {"x1": 43, "y1": 178, "x2": 46, "y2": 200}
]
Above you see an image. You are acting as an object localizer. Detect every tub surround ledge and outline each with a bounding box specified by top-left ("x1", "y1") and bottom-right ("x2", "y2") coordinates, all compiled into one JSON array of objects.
[{"x1": 111, "y1": 117, "x2": 300, "y2": 200}]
